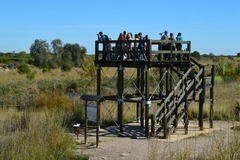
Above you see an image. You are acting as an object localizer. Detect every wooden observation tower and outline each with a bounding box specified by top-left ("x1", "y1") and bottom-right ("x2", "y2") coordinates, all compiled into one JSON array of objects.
[{"x1": 84, "y1": 39, "x2": 215, "y2": 139}]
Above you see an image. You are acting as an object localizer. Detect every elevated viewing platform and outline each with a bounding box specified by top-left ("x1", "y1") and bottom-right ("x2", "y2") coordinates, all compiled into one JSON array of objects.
[
  {"x1": 95, "y1": 39, "x2": 191, "y2": 67},
  {"x1": 82, "y1": 38, "x2": 214, "y2": 144}
]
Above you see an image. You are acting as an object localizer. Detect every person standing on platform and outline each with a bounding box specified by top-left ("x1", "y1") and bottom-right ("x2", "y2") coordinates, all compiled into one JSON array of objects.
[
  {"x1": 97, "y1": 31, "x2": 108, "y2": 60},
  {"x1": 161, "y1": 30, "x2": 169, "y2": 50},
  {"x1": 176, "y1": 32, "x2": 183, "y2": 51}
]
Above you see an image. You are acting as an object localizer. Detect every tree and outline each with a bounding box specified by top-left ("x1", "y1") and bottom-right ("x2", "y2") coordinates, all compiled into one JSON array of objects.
[
  {"x1": 190, "y1": 51, "x2": 201, "y2": 60},
  {"x1": 19, "y1": 51, "x2": 27, "y2": 57},
  {"x1": 51, "y1": 39, "x2": 63, "y2": 54},
  {"x1": 30, "y1": 39, "x2": 51, "y2": 67},
  {"x1": 63, "y1": 43, "x2": 86, "y2": 67},
  {"x1": 29, "y1": 39, "x2": 86, "y2": 68},
  {"x1": 209, "y1": 52, "x2": 215, "y2": 58},
  {"x1": 237, "y1": 53, "x2": 240, "y2": 57},
  {"x1": 51, "y1": 39, "x2": 64, "y2": 67}
]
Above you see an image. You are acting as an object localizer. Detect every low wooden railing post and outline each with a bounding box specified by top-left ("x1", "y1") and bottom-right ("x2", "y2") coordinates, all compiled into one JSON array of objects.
[
  {"x1": 210, "y1": 65, "x2": 215, "y2": 128},
  {"x1": 150, "y1": 114, "x2": 155, "y2": 136}
]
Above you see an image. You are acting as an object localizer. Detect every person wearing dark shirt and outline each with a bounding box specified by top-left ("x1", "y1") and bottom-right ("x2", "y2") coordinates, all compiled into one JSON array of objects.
[
  {"x1": 97, "y1": 31, "x2": 106, "y2": 41},
  {"x1": 97, "y1": 31, "x2": 108, "y2": 60},
  {"x1": 138, "y1": 32, "x2": 147, "y2": 61}
]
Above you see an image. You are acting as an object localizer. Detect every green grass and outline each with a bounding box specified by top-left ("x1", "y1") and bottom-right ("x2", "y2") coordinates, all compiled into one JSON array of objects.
[{"x1": 215, "y1": 75, "x2": 222, "y2": 82}]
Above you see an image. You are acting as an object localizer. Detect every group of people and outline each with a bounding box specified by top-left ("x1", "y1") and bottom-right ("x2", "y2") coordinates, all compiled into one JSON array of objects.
[
  {"x1": 160, "y1": 30, "x2": 183, "y2": 51},
  {"x1": 97, "y1": 30, "x2": 183, "y2": 60},
  {"x1": 97, "y1": 31, "x2": 149, "y2": 60}
]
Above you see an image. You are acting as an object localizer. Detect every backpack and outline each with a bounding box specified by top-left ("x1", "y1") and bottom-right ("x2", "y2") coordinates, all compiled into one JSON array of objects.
[{"x1": 104, "y1": 34, "x2": 109, "y2": 41}]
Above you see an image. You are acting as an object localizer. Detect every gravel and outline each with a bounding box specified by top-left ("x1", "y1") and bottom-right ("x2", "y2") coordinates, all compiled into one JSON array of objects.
[{"x1": 74, "y1": 121, "x2": 240, "y2": 160}]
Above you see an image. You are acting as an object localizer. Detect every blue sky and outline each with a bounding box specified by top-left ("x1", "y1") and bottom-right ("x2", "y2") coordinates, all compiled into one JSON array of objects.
[{"x1": 0, "y1": 0, "x2": 239, "y2": 55}]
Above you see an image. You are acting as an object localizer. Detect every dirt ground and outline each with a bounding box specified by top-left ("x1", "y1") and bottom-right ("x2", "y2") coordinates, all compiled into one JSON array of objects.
[{"x1": 72, "y1": 120, "x2": 240, "y2": 160}]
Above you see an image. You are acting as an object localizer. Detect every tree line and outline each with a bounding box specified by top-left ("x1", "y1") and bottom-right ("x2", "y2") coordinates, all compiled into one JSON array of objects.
[
  {"x1": 0, "y1": 39, "x2": 86, "y2": 68},
  {"x1": 29, "y1": 39, "x2": 86, "y2": 68}
]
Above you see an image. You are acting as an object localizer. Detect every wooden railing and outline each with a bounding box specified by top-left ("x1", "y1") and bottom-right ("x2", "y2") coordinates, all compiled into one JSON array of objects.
[{"x1": 95, "y1": 40, "x2": 191, "y2": 63}]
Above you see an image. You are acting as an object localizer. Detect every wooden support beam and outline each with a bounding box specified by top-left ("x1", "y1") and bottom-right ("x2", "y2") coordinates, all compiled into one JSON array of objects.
[
  {"x1": 136, "y1": 68, "x2": 140, "y2": 123},
  {"x1": 199, "y1": 66, "x2": 205, "y2": 130},
  {"x1": 184, "y1": 80, "x2": 189, "y2": 134},
  {"x1": 150, "y1": 114, "x2": 155, "y2": 136},
  {"x1": 210, "y1": 65, "x2": 215, "y2": 128},
  {"x1": 140, "y1": 67, "x2": 144, "y2": 127},
  {"x1": 84, "y1": 100, "x2": 88, "y2": 145},
  {"x1": 145, "y1": 65, "x2": 150, "y2": 137},
  {"x1": 96, "y1": 101, "x2": 100, "y2": 148},
  {"x1": 118, "y1": 65, "x2": 124, "y2": 133}
]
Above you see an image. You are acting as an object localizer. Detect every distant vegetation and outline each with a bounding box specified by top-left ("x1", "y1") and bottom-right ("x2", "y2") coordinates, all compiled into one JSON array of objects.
[
  {"x1": 0, "y1": 48, "x2": 239, "y2": 159},
  {"x1": 0, "y1": 38, "x2": 86, "y2": 69}
]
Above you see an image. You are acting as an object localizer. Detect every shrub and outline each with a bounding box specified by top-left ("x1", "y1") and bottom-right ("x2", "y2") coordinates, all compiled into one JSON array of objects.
[
  {"x1": 66, "y1": 81, "x2": 79, "y2": 92},
  {"x1": 216, "y1": 59, "x2": 240, "y2": 82},
  {"x1": 36, "y1": 91, "x2": 71, "y2": 110},
  {"x1": 6, "y1": 63, "x2": 17, "y2": 69},
  {"x1": 61, "y1": 63, "x2": 72, "y2": 72},
  {"x1": 18, "y1": 62, "x2": 31, "y2": 74},
  {"x1": 26, "y1": 70, "x2": 37, "y2": 80},
  {"x1": 42, "y1": 64, "x2": 51, "y2": 73},
  {"x1": 0, "y1": 84, "x2": 10, "y2": 96}
]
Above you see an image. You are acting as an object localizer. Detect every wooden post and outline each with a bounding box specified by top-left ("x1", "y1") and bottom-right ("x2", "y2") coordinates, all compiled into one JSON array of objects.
[
  {"x1": 166, "y1": 68, "x2": 170, "y2": 96},
  {"x1": 184, "y1": 80, "x2": 189, "y2": 134},
  {"x1": 199, "y1": 66, "x2": 205, "y2": 130},
  {"x1": 150, "y1": 114, "x2": 155, "y2": 136},
  {"x1": 170, "y1": 68, "x2": 173, "y2": 91},
  {"x1": 159, "y1": 68, "x2": 164, "y2": 97},
  {"x1": 187, "y1": 41, "x2": 191, "y2": 60},
  {"x1": 81, "y1": 95, "x2": 103, "y2": 148},
  {"x1": 118, "y1": 65, "x2": 124, "y2": 133},
  {"x1": 84, "y1": 100, "x2": 88, "y2": 144},
  {"x1": 96, "y1": 64, "x2": 101, "y2": 147},
  {"x1": 97, "y1": 64, "x2": 101, "y2": 96},
  {"x1": 145, "y1": 65, "x2": 149, "y2": 137},
  {"x1": 173, "y1": 89, "x2": 178, "y2": 133},
  {"x1": 95, "y1": 41, "x2": 99, "y2": 62},
  {"x1": 210, "y1": 65, "x2": 215, "y2": 128},
  {"x1": 96, "y1": 101, "x2": 100, "y2": 148},
  {"x1": 140, "y1": 66, "x2": 144, "y2": 127},
  {"x1": 136, "y1": 67, "x2": 140, "y2": 123},
  {"x1": 163, "y1": 101, "x2": 168, "y2": 138}
]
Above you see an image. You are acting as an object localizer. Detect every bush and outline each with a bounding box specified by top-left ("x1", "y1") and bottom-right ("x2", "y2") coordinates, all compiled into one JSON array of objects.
[
  {"x1": 42, "y1": 64, "x2": 51, "y2": 73},
  {"x1": 6, "y1": 63, "x2": 17, "y2": 69},
  {"x1": 18, "y1": 62, "x2": 31, "y2": 74},
  {"x1": 26, "y1": 71, "x2": 37, "y2": 80},
  {"x1": 61, "y1": 63, "x2": 72, "y2": 72},
  {"x1": 216, "y1": 59, "x2": 240, "y2": 82}
]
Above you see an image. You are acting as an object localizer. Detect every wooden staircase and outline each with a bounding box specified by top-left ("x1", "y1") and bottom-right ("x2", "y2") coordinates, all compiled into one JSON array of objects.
[{"x1": 153, "y1": 58, "x2": 214, "y2": 138}]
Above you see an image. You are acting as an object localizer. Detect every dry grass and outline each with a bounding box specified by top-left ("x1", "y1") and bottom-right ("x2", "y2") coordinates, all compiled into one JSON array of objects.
[
  {"x1": 147, "y1": 129, "x2": 240, "y2": 160},
  {"x1": 0, "y1": 108, "x2": 82, "y2": 160},
  {"x1": 0, "y1": 67, "x2": 83, "y2": 84},
  {"x1": 189, "y1": 81, "x2": 240, "y2": 121}
]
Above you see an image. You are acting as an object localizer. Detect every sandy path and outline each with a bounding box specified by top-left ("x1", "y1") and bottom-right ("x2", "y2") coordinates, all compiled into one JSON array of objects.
[{"x1": 73, "y1": 121, "x2": 239, "y2": 160}]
